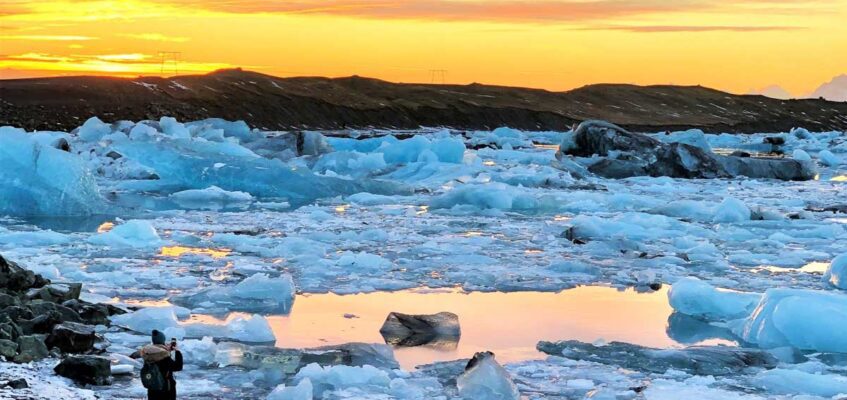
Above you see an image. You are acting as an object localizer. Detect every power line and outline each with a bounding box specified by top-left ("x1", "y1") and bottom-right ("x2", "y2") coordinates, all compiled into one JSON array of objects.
[
  {"x1": 428, "y1": 69, "x2": 447, "y2": 84},
  {"x1": 158, "y1": 51, "x2": 181, "y2": 75}
]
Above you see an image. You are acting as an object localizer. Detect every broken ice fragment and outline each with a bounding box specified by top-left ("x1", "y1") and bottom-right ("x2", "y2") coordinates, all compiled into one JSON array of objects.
[{"x1": 456, "y1": 351, "x2": 519, "y2": 400}]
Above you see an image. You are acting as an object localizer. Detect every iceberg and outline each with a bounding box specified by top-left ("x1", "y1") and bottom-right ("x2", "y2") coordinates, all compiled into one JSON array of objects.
[
  {"x1": 268, "y1": 379, "x2": 313, "y2": 400},
  {"x1": 294, "y1": 363, "x2": 390, "y2": 397},
  {"x1": 0, "y1": 126, "x2": 104, "y2": 216},
  {"x1": 172, "y1": 272, "x2": 296, "y2": 313},
  {"x1": 819, "y1": 149, "x2": 841, "y2": 166},
  {"x1": 76, "y1": 117, "x2": 112, "y2": 142},
  {"x1": 668, "y1": 278, "x2": 760, "y2": 321},
  {"x1": 752, "y1": 368, "x2": 847, "y2": 397},
  {"x1": 824, "y1": 253, "x2": 847, "y2": 289},
  {"x1": 456, "y1": 352, "x2": 520, "y2": 400},
  {"x1": 112, "y1": 307, "x2": 275, "y2": 342},
  {"x1": 87, "y1": 220, "x2": 161, "y2": 248},
  {"x1": 112, "y1": 138, "x2": 405, "y2": 204},
  {"x1": 731, "y1": 288, "x2": 847, "y2": 352},
  {"x1": 169, "y1": 186, "x2": 254, "y2": 208}
]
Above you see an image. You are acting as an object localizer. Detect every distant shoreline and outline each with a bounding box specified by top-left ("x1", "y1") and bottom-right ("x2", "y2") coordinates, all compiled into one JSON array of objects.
[{"x1": 2, "y1": 69, "x2": 846, "y2": 133}]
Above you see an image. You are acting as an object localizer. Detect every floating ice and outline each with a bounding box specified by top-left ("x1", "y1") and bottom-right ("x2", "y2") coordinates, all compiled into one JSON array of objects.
[
  {"x1": 823, "y1": 253, "x2": 847, "y2": 290},
  {"x1": 0, "y1": 126, "x2": 104, "y2": 216},
  {"x1": 430, "y1": 183, "x2": 554, "y2": 213},
  {"x1": 752, "y1": 368, "x2": 847, "y2": 397},
  {"x1": 267, "y1": 379, "x2": 313, "y2": 400},
  {"x1": 731, "y1": 288, "x2": 847, "y2": 352},
  {"x1": 110, "y1": 306, "x2": 180, "y2": 332},
  {"x1": 112, "y1": 138, "x2": 404, "y2": 203},
  {"x1": 469, "y1": 127, "x2": 533, "y2": 149},
  {"x1": 818, "y1": 149, "x2": 841, "y2": 166},
  {"x1": 76, "y1": 117, "x2": 112, "y2": 142},
  {"x1": 178, "y1": 337, "x2": 219, "y2": 367},
  {"x1": 456, "y1": 352, "x2": 520, "y2": 400},
  {"x1": 712, "y1": 197, "x2": 751, "y2": 223},
  {"x1": 668, "y1": 278, "x2": 761, "y2": 321},
  {"x1": 379, "y1": 135, "x2": 465, "y2": 164},
  {"x1": 657, "y1": 129, "x2": 712, "y2": 151},
  {"x1": 792, "y1": 149, "x2": 811, "y2": 161},
  {"x1": 294, "y1": 363, "x2": 391, "y2": 397},
  {"x1": 87, "y1": 220, "x2": 161, "y2": 248},
  {"x1": 173, "y1": 273, "x2": 295, "y2": 313},
  {"x1": 185, "y1": 118, "x2": 252, "y2": 141},
  {"x1": 312, "y1": 151, "x2": 388, "y2": 178},
  {"x1": 0, "y1": 227, "x2": 69, "y2": 247},
  {"x1": 170, "y1": 186, "x2": 254, "y2": 205}
]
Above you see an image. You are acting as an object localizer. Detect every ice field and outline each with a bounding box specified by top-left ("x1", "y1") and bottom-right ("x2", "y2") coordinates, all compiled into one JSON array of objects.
[{"x1": 1, "y1": 117, "x2": 847, "y2": 399}]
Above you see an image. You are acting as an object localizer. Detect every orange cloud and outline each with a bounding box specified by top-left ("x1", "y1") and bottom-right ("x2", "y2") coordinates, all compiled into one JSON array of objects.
[
  {"x1": 121, "y1": 33, "x2": 189, "y2": 42},
  {"x1": 153, "y1": 0, "x2": 836, "y2": 22},
  {"x1": 0, "y1": 34, "x2": 97, "y2": 40},
  {"x1": 581, "y1": 25, "x2": 806, "y2": 32}
]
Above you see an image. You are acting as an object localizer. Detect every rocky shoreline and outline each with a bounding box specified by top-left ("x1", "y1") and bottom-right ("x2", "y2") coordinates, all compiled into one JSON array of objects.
[{"x1": 1, "y1": 254, "x2": 122, "y2": 389}]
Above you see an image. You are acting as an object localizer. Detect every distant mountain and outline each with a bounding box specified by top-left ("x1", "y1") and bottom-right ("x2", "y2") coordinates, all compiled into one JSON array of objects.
[
  {"x1": 2, "y1": 69, "x2": 847, "y2": 133},
  {"x1": 748, "y1": 85, "x2": 793, "y2": 100},
  {"x1": 810, "y1": 74, "x2": 847, "y2": 102}
]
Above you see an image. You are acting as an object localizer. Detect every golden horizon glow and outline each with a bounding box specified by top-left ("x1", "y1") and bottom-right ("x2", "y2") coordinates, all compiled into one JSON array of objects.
[{"x1": 1, "y1": 0, "x2": 845, "y2": 95}]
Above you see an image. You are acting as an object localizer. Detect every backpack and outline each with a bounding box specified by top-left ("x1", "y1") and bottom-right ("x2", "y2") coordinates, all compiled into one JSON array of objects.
[{"x1": 141, "y1": 361, "x2": 169, "y2": 391}]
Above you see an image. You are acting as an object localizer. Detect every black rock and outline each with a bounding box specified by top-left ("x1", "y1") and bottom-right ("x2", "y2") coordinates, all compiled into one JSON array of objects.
[
  {"x1": 380, "y1": 311, "x2": 461, "y2": 348},
  {"x1": 46, "y1": 322, "x2": 97, "y2": 353},
  {"x1": 0, "y1": 254, "x2": 49, "y2": 293},
  {"x1": 13, "y1": 335, "x2": 48, "y2": 363},
  {"x1": 763, "y1": 136, "x2": 786, "y2": 145},
  {"x1": 0, "y1": 338, "x2": 17, "y2": 359},
  {"x1": 26, "y1": 283, "x2": 81, "y2": 303},
  {"x1": 3, "y1": 378, "x2": 28, "y2": 389},
  {"x1": 0, "y1": 320, "x2": 22, "y2": 341},
  {"x1": 537, "y1": 340, "x2": 777, "y2": 376},
  {"x1": 0, "y1": 306, "x2": 33, "y2": 322},
  {"x1": 0, "y1": 293, "x2": 20, "y2": 308},
  {"x1": 28, "y1": 300, "x2": 83, "y2": 324},
  {"x1": 61, "y1": 299, "x2": 111, "y2": 325},
  {"x1": 54, "y1": 355, "x2": 112, "y2": 385},
  {"x1": 18, "y1": 311, "x2": 64, "y2": 335},
  {"x1": 559, "y1": 120, "x2": 814, "y2": 181}
]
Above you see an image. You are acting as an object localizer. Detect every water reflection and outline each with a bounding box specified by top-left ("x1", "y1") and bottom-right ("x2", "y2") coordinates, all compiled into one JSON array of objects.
[
  {"x1": 261, "y1": 286, "x2": 677, "y2": 369},
  {"x1": 158, "y1": 246, "x2": 231, "y2": 259},
  {"x1": 665, "y1": 312, "x2": 738, "y2": 346},
  {"x1": 753, "y1": 260, "x2": 829, "y2": 274},
  {"x1": 97, "y1": 221, "x2": 115, "y2": 233}
]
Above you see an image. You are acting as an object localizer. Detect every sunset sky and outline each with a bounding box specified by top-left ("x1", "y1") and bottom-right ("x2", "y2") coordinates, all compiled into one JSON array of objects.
[{"x1": 1, "y1": 0, "x2": 845, "y2": 96}]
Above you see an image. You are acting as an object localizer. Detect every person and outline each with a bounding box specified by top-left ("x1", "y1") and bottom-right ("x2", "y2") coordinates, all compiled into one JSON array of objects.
[{"x1": 137, "y1": 330, "x2": 183, "y2": 400}]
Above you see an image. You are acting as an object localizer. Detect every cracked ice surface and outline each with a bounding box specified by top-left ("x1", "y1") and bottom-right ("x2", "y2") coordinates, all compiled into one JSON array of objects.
[{"x1": 2, "y1": 118, "x2": 847, "y2": 399}]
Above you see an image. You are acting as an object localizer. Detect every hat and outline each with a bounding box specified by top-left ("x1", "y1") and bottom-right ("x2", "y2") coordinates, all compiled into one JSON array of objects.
[{"x1": 152, "y1": 329, "x2": 166, "y2": 345}]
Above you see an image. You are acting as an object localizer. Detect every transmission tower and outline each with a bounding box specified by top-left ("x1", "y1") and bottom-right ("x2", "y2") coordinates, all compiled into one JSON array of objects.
[
  {"x1": 158, "y1": 51, "x2": 181, "y2": 75},
  {"x1": 429, "y1": 69, "x2": 447, "y2": 84}
]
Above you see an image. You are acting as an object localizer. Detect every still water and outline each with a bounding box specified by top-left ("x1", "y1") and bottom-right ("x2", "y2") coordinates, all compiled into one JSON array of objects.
[{"x1": 190, "y1": 286, "x2": 718, "y2": 369}]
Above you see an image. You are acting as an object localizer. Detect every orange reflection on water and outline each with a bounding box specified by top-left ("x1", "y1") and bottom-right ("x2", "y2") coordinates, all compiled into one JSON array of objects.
[
  {"x1": 832, "y1": 175, "x2": 847, "y2": 182},
  {"x1": 159, "y1": 246, "x2": 230, "y2": 259},
  {"x1": 264, "y1": 286, "x2": 676, "y2": 369},
  {"x1": 97, "y1": 221, "x2": 115, "y2": 233}
]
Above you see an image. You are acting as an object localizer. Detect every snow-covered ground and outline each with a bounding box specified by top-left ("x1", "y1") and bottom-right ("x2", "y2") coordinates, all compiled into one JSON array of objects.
[{"x1": 1, "y1": 118, "x2": 847, "y2": 399}]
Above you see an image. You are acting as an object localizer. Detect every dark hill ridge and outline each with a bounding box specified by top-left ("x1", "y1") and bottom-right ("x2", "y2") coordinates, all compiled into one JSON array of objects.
[{"x1": 2, "y1": 69, "x2": 846, "y2": 133}]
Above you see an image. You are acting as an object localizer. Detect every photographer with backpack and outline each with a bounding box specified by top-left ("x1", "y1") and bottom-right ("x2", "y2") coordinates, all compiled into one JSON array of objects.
[{"x1": 137, "y1": 330, "x2": 183, "y2": 400}]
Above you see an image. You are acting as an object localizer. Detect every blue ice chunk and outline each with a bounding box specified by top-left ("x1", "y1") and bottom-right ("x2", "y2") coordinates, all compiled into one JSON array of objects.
[
  {"x1": 0, "y1": 127, "x2": 104, "y2": 216},
  {"x1": 112, "y1": 139, "x2": 407, "y2": 203},
  {"x1": 186, "y1": 118, "x2": 253, "y2": 142}
]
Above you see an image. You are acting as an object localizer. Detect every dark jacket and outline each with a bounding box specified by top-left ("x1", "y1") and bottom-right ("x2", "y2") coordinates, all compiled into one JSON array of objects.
[{"x1": 138, "y1": 344, "x2": 183, "y2": 400}]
